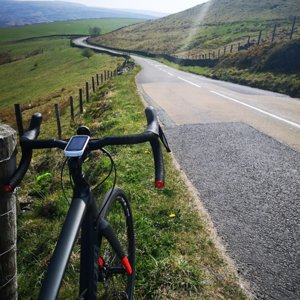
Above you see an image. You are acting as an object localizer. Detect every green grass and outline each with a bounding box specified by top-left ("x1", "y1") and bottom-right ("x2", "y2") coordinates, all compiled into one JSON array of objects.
[
  {"x1": 0, "y1": 37, "x2": 123, "y2": 113},
  {"x1": 156, "y1": 41, "x2": 300, "y2": 98},
  {"x1": 90, "y1": 0, "x2": 300, "y2": 56},
  {"x1": 0, "y1": 18, "x2": 146, "y2": 42},
  {"x1": 0, "y1": 21, "x2": 246, "y2": 298},
  {"x1": 17, "y1": 67, "x2": 247, "y2": 299}
]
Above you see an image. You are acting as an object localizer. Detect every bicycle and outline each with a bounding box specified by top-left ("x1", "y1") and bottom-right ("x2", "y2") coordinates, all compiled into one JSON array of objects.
[{"x1": 3, "y1": 106, "x2": 171, "y2": 299}]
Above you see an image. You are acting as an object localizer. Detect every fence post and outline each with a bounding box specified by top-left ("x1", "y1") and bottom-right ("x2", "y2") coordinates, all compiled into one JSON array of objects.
[
  {"x1": 272, "y1": 24, "x2": 277, "y2": 43},
  {"x1": 290, "y1": 16, "x2": 296, "y2": 40},
  {"x1": 0, "y1": 124, "x2": 17, "y2": 300},
  {"x1": 69, "y1": 96, "x2": 74, "y2": 121},
  {"x1": 230, "y1": 45, "x2": 233, "y2": 53},
  {"x1": 257, "y1": 31, "x2": 262, "y2": 45},
  {"x1": 85, "y1": 82, "x2": 89, "y2": 103},
  {"x1": 100, "y1": 73, "x2": 103, "y2": 84},
  {"x1": 14, "y1": 104, "x2": 23, "y2": 136},
  {"x1": 96, "y1": 74, "x2": 99, "y2": 86},
  {"x1": 92, "y1": 77, "x2": 95, "y2": 93},
  {"x1": 54, "y1": 104, "x2": 62, "y2": 139},
  {"x1": 79, "y1": 88, "x2": 83, "y2": 114}
]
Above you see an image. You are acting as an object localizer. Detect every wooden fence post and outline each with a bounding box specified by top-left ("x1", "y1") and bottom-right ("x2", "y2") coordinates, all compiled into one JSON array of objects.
[
  {"x1": 79, "y1": 88, "x2": 83, "y2": 114},
  {"x1": 0, "y1": 125, "x2": 17, "y2": 300},
  {"x1": 85, "y1": 82, "x2": 89, "y2": 103},
  {"x1": 257, "y1": 31, "x2": 262, "y2": 45},
  {"x1": 290, "y1": 16, "x2": 296, "y2": 40},
  {"x1": 92, "y1": 77, "x2": 95, "y2": 93},
  {"x1": 96, "y1": 74, "x2": 99, "y2": 86},
  {"x1": 14, "y1": 104, "x2": 23, "y2": 136},
  {"x1": 272, "y1": 24, "x2": 277, "y2": 43},
  {"x1": 69, "y1": 96, "x2": 74, "y2": 121},
  {"x1": 104, "y1": 71, "x2": 107, "y2": 81},
  {"x1": 100, "y1": 73, "x2": 103, "y2": 84},
  {"x1": 54, "y1": 104, "x2": 62, "y2": 139}
]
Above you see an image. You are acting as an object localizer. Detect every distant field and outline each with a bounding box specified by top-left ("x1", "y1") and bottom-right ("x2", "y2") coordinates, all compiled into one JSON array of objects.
[
  {"x1": 0, "y1": 18, "x2": 142, "y2": 114},
  {"x1": 0, "y1": 37, "x2": 123, "y2": 114},
  {"x1": 0, "y1": 18, "x2": 145, "y2": 42}
]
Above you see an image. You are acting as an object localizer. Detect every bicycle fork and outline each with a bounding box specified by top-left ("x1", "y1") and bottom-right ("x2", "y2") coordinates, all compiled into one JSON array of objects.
[{"x1": 97, "y1": 218, "x2": 133, "y2": 275}]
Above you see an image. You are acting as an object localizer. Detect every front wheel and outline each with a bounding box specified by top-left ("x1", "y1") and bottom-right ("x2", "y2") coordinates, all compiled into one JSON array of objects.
[{"x1": 97, "y1": 188, "x2": 135, "y2": 299}]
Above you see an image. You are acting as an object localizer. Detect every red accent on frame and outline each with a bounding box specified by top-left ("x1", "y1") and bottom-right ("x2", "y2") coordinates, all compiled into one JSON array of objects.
[
  {"x1": 98, "y1": 257, "x2": 104, "y2": 268},
  {"x1": 2, "y1": 185, "x2": 14, "y2": 193},
  {"x1": 121, "y1": 256, "x2": 132, "y2": 275}
]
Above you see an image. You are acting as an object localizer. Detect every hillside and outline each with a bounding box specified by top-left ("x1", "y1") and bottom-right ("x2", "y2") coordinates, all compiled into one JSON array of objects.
[
  {"x1": 90, "y1": 0, "x2": 300, "y2": 55},
  {"x1": 0, "y1": 18, "x2": 145, "y2": 42},
  {"x1": 0, "y1": 1, "x2": 160, "y2": 27}
]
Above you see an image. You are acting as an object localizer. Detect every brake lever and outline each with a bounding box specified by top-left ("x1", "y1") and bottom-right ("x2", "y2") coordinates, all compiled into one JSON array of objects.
[{"x1": 159, "y1": 126, "x2": 171, "y2": 153}]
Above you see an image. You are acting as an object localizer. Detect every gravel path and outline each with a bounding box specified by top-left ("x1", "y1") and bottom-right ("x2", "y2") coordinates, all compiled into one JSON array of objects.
[{"x1": 165, "y1": 123, "x2": 300, "y2": 300}]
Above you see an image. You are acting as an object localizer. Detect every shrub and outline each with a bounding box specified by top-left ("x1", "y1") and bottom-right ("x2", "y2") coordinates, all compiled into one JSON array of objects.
[{"x1": 82, "y1": 48, "x2": 94, "y2": 59}]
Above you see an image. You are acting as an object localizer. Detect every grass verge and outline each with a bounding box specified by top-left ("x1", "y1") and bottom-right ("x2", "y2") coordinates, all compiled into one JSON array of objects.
[
  {"x1": 156, "y1": 58, "x2": 300, "y2": 98},
  {"x1": 17, "y1": 66, "x2": 247, "y2": 299}
]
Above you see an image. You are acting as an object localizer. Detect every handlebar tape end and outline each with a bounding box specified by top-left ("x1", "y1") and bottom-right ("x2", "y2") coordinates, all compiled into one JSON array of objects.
[{"x1": 155, "y1": 180, "x2": 164, "y2": 189}]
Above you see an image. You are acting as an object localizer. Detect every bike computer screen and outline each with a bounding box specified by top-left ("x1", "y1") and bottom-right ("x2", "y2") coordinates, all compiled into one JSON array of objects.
[{"x1": 64, "y1": 135, "x2": 90, "y2": 157}]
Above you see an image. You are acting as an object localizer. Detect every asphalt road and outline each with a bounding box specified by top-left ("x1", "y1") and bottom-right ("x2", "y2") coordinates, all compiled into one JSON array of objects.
[
  {"x1": 73, "y1": 38, "x2": 300, "y2": 299},
  {"x1": 134, "y1": 56, "x2": 300, "y2": 299}
]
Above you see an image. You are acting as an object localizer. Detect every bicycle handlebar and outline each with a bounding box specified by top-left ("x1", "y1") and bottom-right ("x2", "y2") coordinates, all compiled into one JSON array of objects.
[{"x1": 3, "y1": 106, "x2": 170, "y2": 192}]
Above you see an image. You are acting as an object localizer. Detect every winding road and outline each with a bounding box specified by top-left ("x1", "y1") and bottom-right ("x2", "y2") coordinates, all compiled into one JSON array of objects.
[{"x1": 73, "y1": 37, "x2": 300, "y2": 299}]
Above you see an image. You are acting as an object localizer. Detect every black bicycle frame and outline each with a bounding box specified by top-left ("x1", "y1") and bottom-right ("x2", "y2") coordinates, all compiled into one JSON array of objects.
[{"x1": 37, "y1": 157, "x2": 126, "y2": 300}]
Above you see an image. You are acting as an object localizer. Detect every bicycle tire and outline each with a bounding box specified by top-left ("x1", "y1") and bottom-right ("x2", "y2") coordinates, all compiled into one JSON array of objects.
[{"x1": 97, "y1": 188, "x2": 135, "y2": 299}]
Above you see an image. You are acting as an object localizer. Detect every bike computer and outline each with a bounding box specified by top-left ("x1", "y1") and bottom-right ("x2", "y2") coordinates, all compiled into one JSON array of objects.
[{"x1": 64, "y1": 135, "x2": 90, "y2": 157}]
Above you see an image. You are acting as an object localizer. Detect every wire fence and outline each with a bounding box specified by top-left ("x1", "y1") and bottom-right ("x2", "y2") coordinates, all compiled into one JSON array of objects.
[
  {"x1": 177, "y1": 16, "x2": 299, "y2": 61},
  {"x1": 13, "y1": 59, "x2": 134, "y2": 140}
]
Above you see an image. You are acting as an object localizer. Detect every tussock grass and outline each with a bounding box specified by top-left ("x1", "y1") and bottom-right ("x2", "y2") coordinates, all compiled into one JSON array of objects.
[
  {"x1": 90, "y1": 0, "x2": 300, "y2": 56},
  {"x1": 157, "y1": 56, "x2": 300, "y2": 98},
  {"x1": 17, "y1": 67, "x2": 247, "y2": 299}
]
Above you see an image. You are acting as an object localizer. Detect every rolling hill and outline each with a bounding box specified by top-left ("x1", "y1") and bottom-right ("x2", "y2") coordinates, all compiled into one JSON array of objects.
[
  {"x1": 0, "y1": 1, "x2": 162, "y2": 27},
  {"x1": 90, "y1": 0, "x2": 300, "y2": 56}
]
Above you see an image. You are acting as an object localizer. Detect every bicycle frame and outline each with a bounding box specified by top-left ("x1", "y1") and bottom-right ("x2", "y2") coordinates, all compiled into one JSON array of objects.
[
  {"x1": 37, "y1": 157, "x2": 127, "y2": 300},
  {"x1": 2, "y1": 106, "x2": 169, "y2": 299}
]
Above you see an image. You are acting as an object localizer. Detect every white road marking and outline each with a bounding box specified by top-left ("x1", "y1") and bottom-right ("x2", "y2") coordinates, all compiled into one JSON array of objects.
[
  {"x1": 177, "y1": 77, "x2": 202, "y2": 88},
  {"x1": 167, "y1": 72, "x2": 174, "y2": 76},
  {"x1": 210, "y1": 90, "x2": 300, "y2": 129}
]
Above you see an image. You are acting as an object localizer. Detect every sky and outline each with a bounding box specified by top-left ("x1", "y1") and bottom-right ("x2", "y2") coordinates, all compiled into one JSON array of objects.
[{"x1": 16, "y1": 0, "x2": 209, "y2": 14}]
